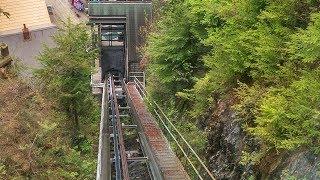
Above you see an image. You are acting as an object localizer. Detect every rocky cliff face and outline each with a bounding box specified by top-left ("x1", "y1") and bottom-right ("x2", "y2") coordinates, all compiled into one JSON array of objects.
[{"x1": 205, "y1": 98, "x2": 320, "y2": 179}]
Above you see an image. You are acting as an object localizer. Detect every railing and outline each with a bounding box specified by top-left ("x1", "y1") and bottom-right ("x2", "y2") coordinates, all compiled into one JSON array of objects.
[
  {"x1": 133, "y1": 77, "x2": 216, "y2": 180},
  {"x1": 96, "y1": 79, "x2": 111, "y2": 180},
  {"x1": 129, "y1": 71, "x2": 145, "y2": 87}
]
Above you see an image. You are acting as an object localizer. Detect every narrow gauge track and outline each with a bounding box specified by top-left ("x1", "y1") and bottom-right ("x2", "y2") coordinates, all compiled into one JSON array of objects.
[
  {"x1": 97, "y1": 73, "x2": 191, "y2": 180},
  {"x1": 97, "y1": 73, "x2": 152, "y2": 180},
  {"x1": 108, "y1": 74, "x2": 129, "y2": 179}
]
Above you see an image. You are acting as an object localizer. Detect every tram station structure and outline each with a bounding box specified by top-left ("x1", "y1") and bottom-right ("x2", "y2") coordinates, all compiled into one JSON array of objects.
[{"x1": 89, "y1": 1, "x2": 152, "y2": 79}]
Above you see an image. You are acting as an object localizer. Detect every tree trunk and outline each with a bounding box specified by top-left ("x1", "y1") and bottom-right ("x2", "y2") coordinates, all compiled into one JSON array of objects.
[
  {"x1": 67, "y1": 102, "x2": 80, "y2": 137},
  {"x1": 73, "y1": 104, "x2": 80, "y2": 131}
]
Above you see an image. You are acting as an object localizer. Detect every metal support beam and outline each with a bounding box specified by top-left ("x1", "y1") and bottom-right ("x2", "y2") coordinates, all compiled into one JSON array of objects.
[
  {"x1": 109, "y1": 114, "x2": 130, "y2": 118},
  {"x1": 119, "y1": 106, "x2": 130, "y2": 110},
  {"x1": 111, "y1": 157, "x2": 148, "y2": 163},
  {"x1": 109, "y1": 125, "x2": 137, "y2": 129}
]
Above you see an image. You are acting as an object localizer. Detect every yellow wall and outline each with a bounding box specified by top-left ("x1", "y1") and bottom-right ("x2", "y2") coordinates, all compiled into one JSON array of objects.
[{"x1": 0, "y1": 0, "x2": 51, "y2": 33}]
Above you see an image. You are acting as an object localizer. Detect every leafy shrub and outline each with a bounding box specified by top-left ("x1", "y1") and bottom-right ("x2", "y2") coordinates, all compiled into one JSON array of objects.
[
  {"x1": 143, "y1": 1, "x2": 320, "y2": 175},
  {"x1": 251, "y1": 70, "x2": 320, "y2": 151}
]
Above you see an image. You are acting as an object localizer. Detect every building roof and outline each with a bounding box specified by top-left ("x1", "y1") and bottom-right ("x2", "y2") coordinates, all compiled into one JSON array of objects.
[{"x1": 0, "y1": 0, "x2": 53, "y2": 35}]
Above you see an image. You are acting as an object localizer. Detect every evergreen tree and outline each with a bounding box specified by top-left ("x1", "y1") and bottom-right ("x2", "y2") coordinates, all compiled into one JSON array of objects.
[{"x1": 35, "y1": 20, "x2": 98, "y2": 135}]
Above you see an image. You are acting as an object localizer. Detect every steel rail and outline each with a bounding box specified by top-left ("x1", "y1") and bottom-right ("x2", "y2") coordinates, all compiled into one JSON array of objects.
[
  {"x1": 133, "y1": 76, "x2": 216, "y2": 180},
  {"x1": 109, "y1": 76, "x2": 122, "y2": 180},
  {"x1": 110, "y1": 75, "x2": 130, "y2": 180}
]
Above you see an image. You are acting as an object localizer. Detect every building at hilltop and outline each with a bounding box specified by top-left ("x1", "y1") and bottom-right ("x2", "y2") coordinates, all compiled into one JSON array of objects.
[{"x1": 0, "y1": 0, "x2": 56, "y2": 72}]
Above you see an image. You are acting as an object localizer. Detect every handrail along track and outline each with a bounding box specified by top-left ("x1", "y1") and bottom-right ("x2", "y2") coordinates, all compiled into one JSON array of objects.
[{"x1": 132, "y1": 76, "x2": 216, "y2": 180}]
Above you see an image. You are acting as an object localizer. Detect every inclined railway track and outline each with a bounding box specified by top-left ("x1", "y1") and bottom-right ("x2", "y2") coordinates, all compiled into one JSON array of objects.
[
  {"x1": 91, "y1": 1, "x2": 214, "y2": 179},
  {"x1": 97, "y1": 73, "x2": 215, "y2": 180},
  {"x1": 98, "y1": 73, "x2": 153, "y2": 180},
  {"x1": 109, "y1": 74, "x2": 129, "y2": 179}
]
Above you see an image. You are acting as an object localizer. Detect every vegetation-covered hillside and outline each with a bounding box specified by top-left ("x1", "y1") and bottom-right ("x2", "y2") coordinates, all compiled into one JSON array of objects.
[
  {"x1": 143, "y1": 0, "x2": 320, "y2": 178},
  {"x1": 0, "y1": 22, "x2": 99, "y2": 179}
]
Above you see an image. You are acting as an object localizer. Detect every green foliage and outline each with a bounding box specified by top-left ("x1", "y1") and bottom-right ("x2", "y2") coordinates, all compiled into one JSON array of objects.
[
  {"x1": 33, "y1": 20, "x2": 99, "y2": 178},
  {"x1": 0, "y1": 162, "x2": 6, "y2": 176},
  {"x1": 234, "y1": 83, "x2": 266, "y2": 129},
  {"x1": 0, "y1": 78, "x2": 97, "y2": 179},
  {"x1": 144, "y1": 0, "x2": 320, "y2": 170},
  {"x1": 36, "y1": 118, "x2": 96, "y2": 179},
  {"x1": 242, "y1": 12, "x2": 320, "y2": 152},
  {"x1": 188, "y1": 1, "x2": 320, "y2": 154},
  {"x1": 281, "y1": 169, "x2": 299, "y2": 180},
  {"x1": 144, "y1": 0, "x2": 219, "y2": 109},
  {"x1": 35, "y1": 20, "x2": 98, "y2": 132},
  {"x1": 240, "y1": 150, "x2": 264, "y2": 165},
  {"x1": 290, "y1": 12, "x2": 320, "y2": 63},
  {"x1": 14, "y1": 20, "x2": 99, "y2": 179},
  {"x1": 250, "y1": 64, "x2": 320, "y2": 152},
  {"x1": 190, "y1": 0, "x2": 320, "y2": 116}
]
